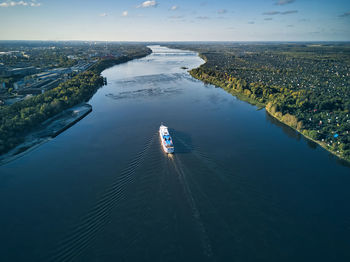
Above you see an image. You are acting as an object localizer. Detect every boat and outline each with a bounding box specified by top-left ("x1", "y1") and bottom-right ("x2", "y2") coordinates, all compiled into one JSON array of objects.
[{"x1": 159, "y1": 124, "x2": 174, "y2": 154}]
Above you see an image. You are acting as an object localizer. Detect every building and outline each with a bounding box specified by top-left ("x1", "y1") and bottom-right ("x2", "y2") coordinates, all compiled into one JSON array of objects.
[
  {"x1": 8, "y1": 66, "x2": 37, "y2": 76},
  {"x1": 1, "y1": 66, "x2": 37, "y2": 77}
]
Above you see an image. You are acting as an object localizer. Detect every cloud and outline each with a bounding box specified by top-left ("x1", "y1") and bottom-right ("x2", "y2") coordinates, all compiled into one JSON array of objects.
[
  {"x1": 99, "y1": 13, "x2": 107, "y2": 17},
  {"x1": 137, "y1": 1, "x2": 157, "y2": 8},
  {"x1": 169, "y1": 15, "x2": 184, "y2": 19},
  {"x1": 275, "y1": 0, "x2": 295, "y2": 6},
  {"x1": 264, "y1": 18, "x2": 273, "y2": 21},
  {"x1": 281, "y1": 10, "x2": 298, "y2": 15},
  {"x1": 30, "y1": 0, "x2": 39, "y2": 6},
  {"x1": 122, "y1": 11, "x2": 128, "y2": 17},
  {"x1": 339, "y1": 11, "x2": 350, "y2": 17},
  {"x1": 287, "y1": 24, "x2": 294, "y2": 27},
  {"x1": 217, "y1": 9, "x2": 227, "y2": 14},
  {"x1": 263, "y1": 11, "x2": 280, "y2": 15},
  {"x1": 262, "y1": 10, "x2": 298, "y2": 15},
  {"x1": 196, "y1": 16, "x2": 210, "y2": 20},
  {"x1": 248, "y1": 21, "x2": 255, "y2": 24},
  {"x1": 0, "y1": 1, "x2": 41, "y2": 7},
  {"x1": 170, "y1": 5, "x2": 178, "y2": 11}
]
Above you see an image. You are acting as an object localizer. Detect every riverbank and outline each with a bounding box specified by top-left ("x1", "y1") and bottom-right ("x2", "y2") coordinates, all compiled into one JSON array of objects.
[
  {"x1": 265, "y1": 106, "x2": 350, "y2": 164},
  {"x1": 189, "y1": 61, "x2": 350, "y2": 164},
  {"x1": 0, "y1": 47, "x2": 152, "y2": 160},
  {"x1": 91, "y1": 49, "x2": 152, "y2": 75},
  {"x1": 0, "y1": 103, "x2": 92, "y2": 165},
  {"x1": 190, "y1": 70, "x2": 265, "y2": 109}
]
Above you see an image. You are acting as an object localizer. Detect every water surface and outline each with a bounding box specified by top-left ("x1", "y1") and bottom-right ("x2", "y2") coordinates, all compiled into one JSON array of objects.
[{"x1": 0, "y1": 46, "x2": 349, "y2": 262}]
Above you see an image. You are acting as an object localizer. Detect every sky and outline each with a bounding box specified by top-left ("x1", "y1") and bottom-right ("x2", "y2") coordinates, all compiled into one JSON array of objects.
[{"x1": 0, "y1": 0, "x2": 349, "y2": 41}]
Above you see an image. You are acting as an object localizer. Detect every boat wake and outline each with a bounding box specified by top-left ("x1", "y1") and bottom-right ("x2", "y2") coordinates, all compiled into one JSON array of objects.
[
  {"x1": 169, "y1": 154, "x2": 214, "y2": 259},
  {"x1": 46, "y1": 129, "x2": 232, "y2": 261},
  {"x1": 46, "y1": 132, "x2": 158, "y2": 262}
]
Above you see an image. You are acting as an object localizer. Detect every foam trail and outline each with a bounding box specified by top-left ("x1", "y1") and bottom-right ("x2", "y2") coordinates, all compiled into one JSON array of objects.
[
  {"x1": 46, "y1": 132, "x2": 157, "y2": 262},
  {"x1": 170, "y1": 155, "x2": 214, "y2": 260}
]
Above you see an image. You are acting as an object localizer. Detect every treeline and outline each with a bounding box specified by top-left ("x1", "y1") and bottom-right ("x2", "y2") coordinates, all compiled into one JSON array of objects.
[
  {"x1": 0, "y1": 48, "x2": 77, "y2": 68},
  {"x1": 0, "y1": 47, "x2": 152, "y2": 155},
  {"x1": 188, "y1": 43, "x2": 350, "y2": 161},
  {"x1": 190, "y1": 67, "x2": 304, "y2": 131},
  {"x1": 91, "y1": 48, "x2": 152, "y2": 74},
  {"x1": 0, "y1": 71, "x2": 103, "y2": 154}
]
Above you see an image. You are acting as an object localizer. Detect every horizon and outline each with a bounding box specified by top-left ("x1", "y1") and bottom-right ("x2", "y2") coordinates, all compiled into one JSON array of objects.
[
  {"x1": 1, "y1": 0, "x2": 350, "y2": 41},
  {"x1": 1, "y1": 40, "x2": 350, "y2": 43}
]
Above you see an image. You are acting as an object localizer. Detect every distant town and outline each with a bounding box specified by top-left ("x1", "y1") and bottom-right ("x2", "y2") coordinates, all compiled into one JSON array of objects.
[
  {"x1": 0, "y1": 41, "x2": 151, "y2": 155},
  {"x1": 0, "y1": 41, "x2": 129, "y2": 106}
]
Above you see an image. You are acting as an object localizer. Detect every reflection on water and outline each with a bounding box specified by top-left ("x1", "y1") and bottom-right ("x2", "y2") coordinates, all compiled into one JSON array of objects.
[
  {"x1": 265, "y1": 110, "x2": 349, "y2": 158},
  {"x1": 266, "y1": 110, "x2": 321, "y2": 150},
  {"x1": 265, "y1": 110, "x2": 301, "y2": 141},
  {"x1": 306, "y1": 139, "x2": 318, "y2": 150}
]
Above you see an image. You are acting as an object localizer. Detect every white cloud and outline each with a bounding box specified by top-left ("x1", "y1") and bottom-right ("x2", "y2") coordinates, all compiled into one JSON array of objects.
[
  {"x1": 170, "y1": 5, "x2": 178, "y2": 11},
  {"x1": 137, "y1": 1, "x2": 157, "y2": 8},
  {"x1": 262, "y1": 10, "x2": 298, "y2": 15},
  {"x1": 14, "y1": 1, "x2": 27, "y2": 6},
  {"x1": 263, "y1": 11, "x2": 280, "y2": 15},
  {"x1": 0, "y1": 1, "x2": 41, "y2": 7},
  {"x1": 122, "y1": 11, "x2": 128, "y2": 17},
  {"x1": 169, "y1": 15, "x2": 184, "y2": 19},
  {"x1": 275, "y1": 0, "x2": 295, "y2": 6},
  {"x1": 281, "y1": 10, "x2": 298, "y2": 15},
  {"x1": 339, "y1": 11, "x2": 350, "y2": 17},
  {"x1": 217, "y1": 9, "x2": 227, "y2": 14},
  {"x1": 30, "y1": 2, "x2": 40, "y2": 7},
  {"x1": 196, "y1": 16, "x2": 210, "y2": 20},
  {"x1": 99, "y1": 13, "x2": 107, "y2": 17}
]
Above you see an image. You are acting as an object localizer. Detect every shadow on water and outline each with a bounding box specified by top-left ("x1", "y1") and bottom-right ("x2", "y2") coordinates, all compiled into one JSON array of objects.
[
  {"x1": 265, "y1": 110, "x2": 321, "y2": 150},
  {"x1": 333, "y1": 154, "x2": 350, "y2": 168},
  {"x1": 265, "y1": 110, "x2": 350, "y2": 168},
  {"x1": 265, "y1": 111, "x2": 302, "y2": 141},
  {"x1": 306, "y1": 139, "x2": 318, "y2": 150},
  {"x1": 169, "y1": 129, "x2": 194, "y2": 154}
]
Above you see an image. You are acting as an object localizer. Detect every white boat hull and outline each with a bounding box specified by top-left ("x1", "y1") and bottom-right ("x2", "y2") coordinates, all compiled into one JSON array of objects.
[{"x1": 159, "y1": 125, "x2": 174, "y2": 154}]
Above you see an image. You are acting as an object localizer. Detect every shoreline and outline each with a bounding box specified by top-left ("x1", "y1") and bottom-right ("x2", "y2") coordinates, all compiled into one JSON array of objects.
[
  {"x1": 0, "y1": 48, "x2": 153, "y2": 165},
  {"x1": 51, "y1": 105, "x2": 92, "y2": 138},
  {"x1": 265, "y1": 108, "x2": 350, "y2": 164},
  {"x1": 0, "y1": 103, "x2": 92, "y2": 166},
  {"x1": 190, "y1": 70, "x2": 266, "y2": 109},
  {"x1": 189, "y1": 65, "x2": 350, "y2": 164}
]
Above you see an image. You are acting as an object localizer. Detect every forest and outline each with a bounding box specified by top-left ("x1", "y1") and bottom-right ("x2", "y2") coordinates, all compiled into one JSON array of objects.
[
  {"x1": 167, "y1": 42, "x2": 350, "y2": 161},
  {"x1": 0, "y1": 70, "x2": 103, "y2": 154},
  {"x1": 0, "y1": 44, "x2": 152, "y2": 155}
]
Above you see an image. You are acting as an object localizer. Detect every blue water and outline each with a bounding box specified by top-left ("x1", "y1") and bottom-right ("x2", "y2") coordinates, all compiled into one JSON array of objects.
[{"x1": 0, "y1": 46, "x2": 349, "y2": 262}]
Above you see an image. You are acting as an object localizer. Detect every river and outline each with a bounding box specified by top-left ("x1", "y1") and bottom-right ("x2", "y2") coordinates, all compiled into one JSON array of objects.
[{"x1": 0, "y1": 46, "x2": 349, "y2": 262}]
